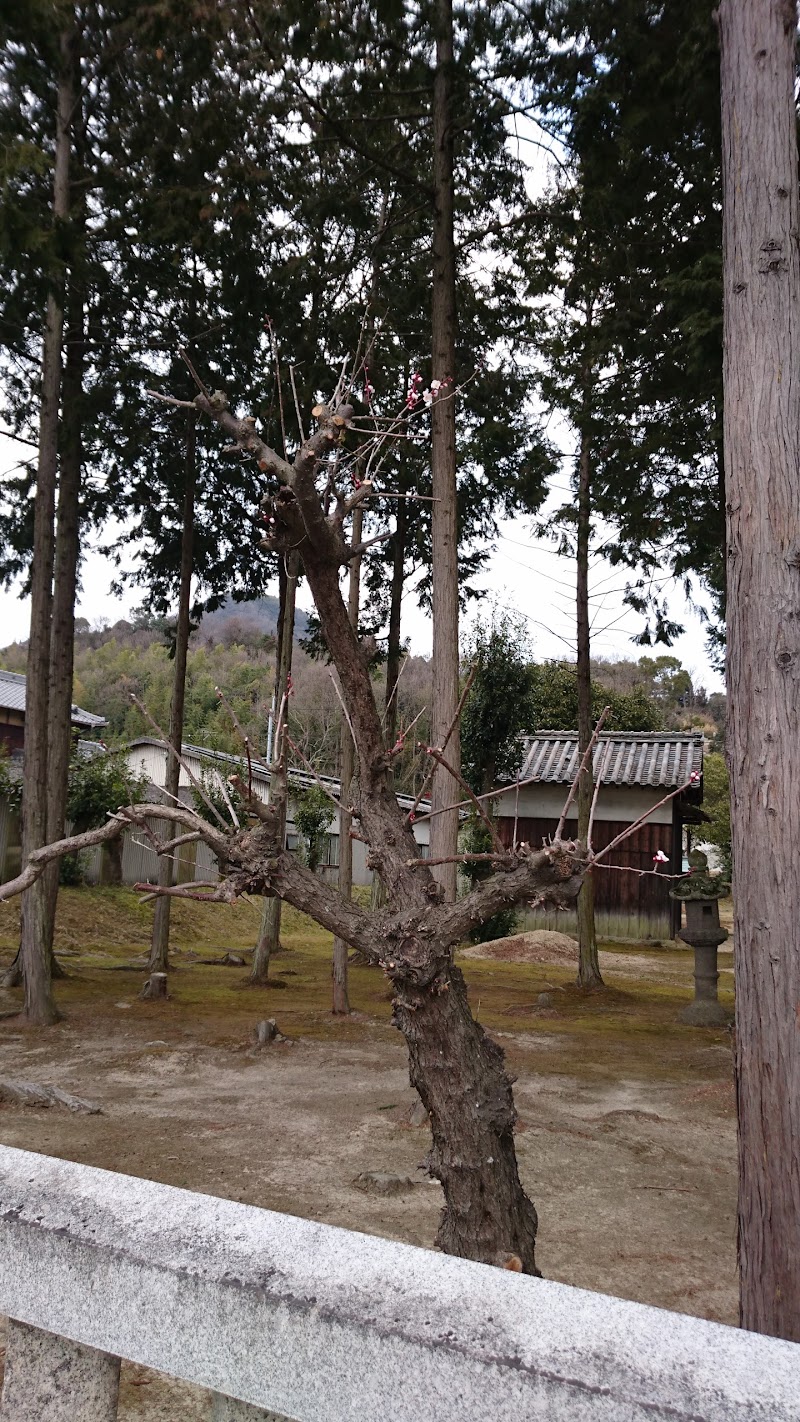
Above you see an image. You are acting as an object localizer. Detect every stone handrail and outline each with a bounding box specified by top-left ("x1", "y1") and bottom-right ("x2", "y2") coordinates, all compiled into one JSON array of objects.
[{"x1": 0, "y1": 1144, "x2": 799, "y2": 1420}]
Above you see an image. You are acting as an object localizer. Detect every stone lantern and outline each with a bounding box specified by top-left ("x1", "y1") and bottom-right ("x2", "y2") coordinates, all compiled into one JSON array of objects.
[{"x1": 670, "y1": 849, "x2": 731, "y2": 1027}]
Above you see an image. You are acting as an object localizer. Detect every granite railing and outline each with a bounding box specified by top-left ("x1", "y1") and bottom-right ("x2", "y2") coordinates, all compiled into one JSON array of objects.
[{"x1": 0, "y1": 1143, "x2": 799, "y2": 1421}]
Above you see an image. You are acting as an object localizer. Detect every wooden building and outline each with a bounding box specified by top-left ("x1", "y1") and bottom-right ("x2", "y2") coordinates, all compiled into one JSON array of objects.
[
  {"x1": 0, "y1": 668, "x2": 105, "y2": 755},
  {"x1": 0, "y1": 670, "x2": 106, "y2": 883},
  {"x1": 493, "y1": 731, "x2": 704, "y2": 942}
]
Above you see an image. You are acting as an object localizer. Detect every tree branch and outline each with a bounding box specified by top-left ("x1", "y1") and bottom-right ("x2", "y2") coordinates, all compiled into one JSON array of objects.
[
  {"x1": 0, "y1": 804, "x2": 225, "y2": 903},
  {"x1": 591, "y1": 775, "x2": 699, "y2": 865},
  {"x1": 436, "y1": 842, "x2": 584, "y2": 949},
  {"x1": 407, "y1": 667, "x2": 476, "y2": 822},
  {"x1": 554, "y1": 706, "x2": 611, "y2": 840},
  {"x1": 347, "y1": 529, "x2": 392, "y2": 559},
  {"x1": 419, "y1": 743, "x2": 504, "y2": 853}
]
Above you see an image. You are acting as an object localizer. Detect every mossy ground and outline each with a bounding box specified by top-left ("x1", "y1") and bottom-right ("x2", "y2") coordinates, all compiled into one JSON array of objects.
[{"x1": 0, "y1": 887, "x2": 734, "y2": 1082}]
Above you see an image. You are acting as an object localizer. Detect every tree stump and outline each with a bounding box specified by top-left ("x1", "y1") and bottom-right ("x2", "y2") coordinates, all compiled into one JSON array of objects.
[
  {"x1": 139, "y1": 973, "x2": 168, "y2": 1001},
  {"x1": 255, "y1": 1018, "x2": 278, "y2": 1046}
]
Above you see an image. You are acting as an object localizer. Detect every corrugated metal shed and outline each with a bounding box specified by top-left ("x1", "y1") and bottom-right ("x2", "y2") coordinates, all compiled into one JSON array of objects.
[
  {"x1": 514, "y1": 731, "x2": 703, "y2": 789},
  {"x1": 0, "y1": 669, "x2": 105, "y2": 728}
]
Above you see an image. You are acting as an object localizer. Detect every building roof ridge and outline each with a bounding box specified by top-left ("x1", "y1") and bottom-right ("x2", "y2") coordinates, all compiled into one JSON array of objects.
[{"x1": 525, "y1": 728, "x2": 703, "y2": 741}]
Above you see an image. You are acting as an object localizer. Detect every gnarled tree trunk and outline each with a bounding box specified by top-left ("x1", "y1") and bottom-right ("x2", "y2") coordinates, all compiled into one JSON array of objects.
[
  {"x1": 192, "y1": 396, "x2": 585, "y2": 1270},
  {"x1": 398, "y1": 959, "x2": 538, "y2": 1267},
  {"x1": 5, "y1": 384, "x2": 587, "y2": 1273},
  {"x1": 719, "y1": 0, "x2": 800, "y2": 1341}
]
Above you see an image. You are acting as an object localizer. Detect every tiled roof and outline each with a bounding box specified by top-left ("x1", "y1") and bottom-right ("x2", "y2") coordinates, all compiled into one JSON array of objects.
[
  {"x1": 0, "y1": 668, "x2": 106, "y2": 728},
  {"x1": 513, "y1": 731, "x2": 704, "y2": 789},
  {"x1": 0, "y1": 670, "x2": 26, "y2": 714}
]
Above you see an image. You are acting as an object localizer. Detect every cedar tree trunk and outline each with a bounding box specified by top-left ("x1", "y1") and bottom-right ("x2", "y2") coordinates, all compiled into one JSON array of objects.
[
  {"x1": 17, "y1": 27, "x2": 76, "y2": 1025},
  {"x1": 371, "y1": 495, "x2": 406, "y2": 914},
  {"x1": 42, "y1": 289, "x2": 85, "y2": 976},
  {"x1": 719, "y1": 0, "x2": 800, "y2": 1341},
  {"x1": 332, "y1": 505, "x2": 362, "y2": 1014},
  {"x1": 429, "y1": 0, "x2": 460, "y2": 902},
  {"x1": 252, "y1": 550, "x2": 298, "y2": 982},
  {"x1": 385, "y1": 492, "x2": 407, "y2": 752},
  {"x1": 104, "y1": 837, "x2": 123, "y2": 887},
  {"x1": 149, "y1": 413, "x2": 196, "y2": 974},
  {"x1": 575, "y1": 418, "x2": 602, "y2": 989}
]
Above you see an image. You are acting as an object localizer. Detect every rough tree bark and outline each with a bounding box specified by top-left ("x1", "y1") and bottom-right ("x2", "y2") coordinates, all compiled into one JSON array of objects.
[
  {"x1": 429, "y1": 0, "x2": 460, "y2": 903},
  {"x1": 251, "y1": 550, "x2": 298, "y2": 983},
  {"x1": 15, "y1": 27, "x2": 76, "y2": 1026},
  {"x1": 719, "y1": 0, "x2": 800, "y2": 1341},
  {"x1": 149, "y1": 412, "x2": 197, "y2": 975},
  {"x1": 331, "y1": 505, "x2": 362, "y2": 1014},
  {"x1": 575, "y1": 408, "x2": 603, "y2": 990}
]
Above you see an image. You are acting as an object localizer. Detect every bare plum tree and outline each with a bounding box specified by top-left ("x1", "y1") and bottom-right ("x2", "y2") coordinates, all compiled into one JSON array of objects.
[{"x1": 2, "y1": 380, "x2": 588, "y2": 1272}]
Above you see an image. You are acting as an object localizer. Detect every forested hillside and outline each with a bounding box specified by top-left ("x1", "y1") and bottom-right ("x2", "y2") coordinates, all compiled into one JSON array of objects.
[{"x1": 0, "y1": 607, "x2": 722, "y2": 794}]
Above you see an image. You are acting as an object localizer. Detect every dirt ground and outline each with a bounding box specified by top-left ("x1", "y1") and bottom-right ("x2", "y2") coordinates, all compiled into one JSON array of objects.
[{"x1": 0, "y1": 891, "x2": 737, "y2": 1419}]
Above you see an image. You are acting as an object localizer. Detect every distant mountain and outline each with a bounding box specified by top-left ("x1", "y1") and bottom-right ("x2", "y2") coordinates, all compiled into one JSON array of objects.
[{"x1": 196, "y1": 596, "x2": 311, "y2": 641}]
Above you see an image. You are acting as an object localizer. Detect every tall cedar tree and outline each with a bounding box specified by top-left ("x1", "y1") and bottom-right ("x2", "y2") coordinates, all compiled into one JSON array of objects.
[
  {"x1": 719, "y1": 0, "x2": 800, "y2": 1341},
  {"x1": 521, "y1": 178, "x2": 611, "y2": 986},
  {"x1": 0, "y1": 6, "x2": 82, "y2": 1020},
  {"x1": 0, "y1": 4, "x2": 288, "y2": 1001}
]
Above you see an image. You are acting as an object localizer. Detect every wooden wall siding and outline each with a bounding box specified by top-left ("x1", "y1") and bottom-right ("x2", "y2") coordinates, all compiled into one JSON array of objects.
[
  {"x1": 517, "y1": 905, "x2": 673, "y2": 941},
  {"x1": 497, "y1": 815, "x2": 675, "y2": 936}
]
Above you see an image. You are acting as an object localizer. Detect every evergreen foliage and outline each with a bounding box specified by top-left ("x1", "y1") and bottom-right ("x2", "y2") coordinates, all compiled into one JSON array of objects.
[
  {"x1": 461, "y1": 613, "x2": 538, "y2": 794},
  {"x1": 461, "y1": 611, "x2": 663, "y2": 796},
  {"x1": 294, "y1": 785, "x2": 335, "y2": 872},
  {"x1": 518, "y1": 0, "x2": 723, "y2": 649},
  {"x1": 698, "y1": 751, "x2": 731, "y2": 878},
  {"x1": 1, "y1": 1, "x2": 728, "y2": 668},
  {"x1": 63, "y1": 745, "x2": 148, "y2": 883},
  {"x1": 66, "y1": 748, "x2": 148, "y2": 833},
  {"x1": 528, "y1": 663, "x2": 661, "y2": 737},
  {"x1": 0, "y1": 748, "x2": 23, "y2": 815}
]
